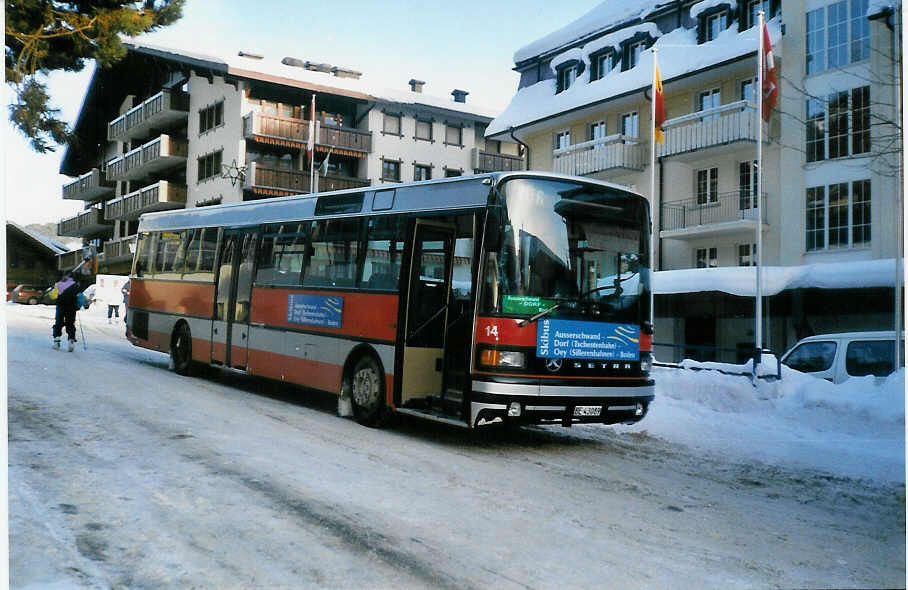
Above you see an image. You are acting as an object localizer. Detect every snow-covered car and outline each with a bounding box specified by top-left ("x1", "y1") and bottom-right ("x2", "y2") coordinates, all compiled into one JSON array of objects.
[{"x1": 780, "y1": 331, "x2": 903, "y2": 384}]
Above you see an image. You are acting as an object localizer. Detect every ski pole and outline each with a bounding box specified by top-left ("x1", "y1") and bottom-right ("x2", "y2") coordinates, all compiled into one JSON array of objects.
[{"x1": 78, "y1": 311, "x2": 87, "y2": 350}]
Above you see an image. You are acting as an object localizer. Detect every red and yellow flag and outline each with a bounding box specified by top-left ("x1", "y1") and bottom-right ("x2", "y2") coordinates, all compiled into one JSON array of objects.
[{"x1": 653, "y1": 59, "x2": 665, "y2": 144}]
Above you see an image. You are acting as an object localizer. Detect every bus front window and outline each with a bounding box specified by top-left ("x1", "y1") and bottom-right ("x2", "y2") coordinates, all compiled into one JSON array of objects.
[{"x1": 481, "y1": 178, "x2": 650, "y2": 325}]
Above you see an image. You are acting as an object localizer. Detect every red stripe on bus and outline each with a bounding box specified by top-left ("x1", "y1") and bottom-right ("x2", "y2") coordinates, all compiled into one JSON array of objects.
[
  {"x1": 130, "y1": 279, "x2": 214, "y2": 317},
  {"x1": 247, "y1": 348, "x2": 342, "y2": 393},
  {"x1": 475, "y1": 316, "x2": 536, "y2": 346},
  {"x1": 640, "y1": 331, "x2": 652, "y2": 352}
]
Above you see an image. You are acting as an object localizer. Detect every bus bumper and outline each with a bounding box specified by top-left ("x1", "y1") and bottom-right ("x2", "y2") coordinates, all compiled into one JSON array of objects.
[{"x1": 469, "y1": 380, "x2": 655, "y2": 428}]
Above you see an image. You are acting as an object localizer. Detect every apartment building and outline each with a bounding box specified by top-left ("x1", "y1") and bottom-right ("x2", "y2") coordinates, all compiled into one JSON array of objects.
[
  {"x1": 487, "y1": 0, "x2": 901, "y2": 359},
  {"x1": 57, "y1": 41, "x2": 524, "y2": 275}
]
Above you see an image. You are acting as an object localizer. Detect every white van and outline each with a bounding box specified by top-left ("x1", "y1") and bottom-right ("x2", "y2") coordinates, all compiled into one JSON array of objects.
[{"x1": 780, "y1": 331, "x2": 903, "y2": 384}]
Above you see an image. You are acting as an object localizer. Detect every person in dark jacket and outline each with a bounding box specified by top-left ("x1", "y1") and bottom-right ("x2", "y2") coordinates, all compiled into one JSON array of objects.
[{"x1": 52, "y1": 273, "x2": 80, "y2": 351}]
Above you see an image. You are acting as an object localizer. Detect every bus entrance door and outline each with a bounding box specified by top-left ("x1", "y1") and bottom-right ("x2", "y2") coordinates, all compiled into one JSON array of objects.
[
  {"x1": 212, "y1": 229, "x2": 257, "y2": 369},
  {"x1": 400, "y1": 222, "x2": 454, "y2": 409}
]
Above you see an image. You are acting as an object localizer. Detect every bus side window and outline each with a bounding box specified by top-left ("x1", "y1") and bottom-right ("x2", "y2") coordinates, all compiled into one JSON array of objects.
[
  {"x1": 183, "y1": 227, "x2": 219, "y2": 282},
  {"x1": 257, "y1": 223, "x2": 307, "y2": 286},
  {"x1": 303, "y1": 219, "x2": 361, "y2": 288},
  {"x1": 133, "y1": 232, "x2": 151, "y2": 277},
  {"x1": 361, "y1": 216, "x2": 405, "y2": 290}
]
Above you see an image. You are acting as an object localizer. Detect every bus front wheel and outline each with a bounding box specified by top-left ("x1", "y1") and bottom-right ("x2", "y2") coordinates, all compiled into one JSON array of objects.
[
  {"x1": 171, "y1": 323, "x2": 194, "y2": 376},
  {"x1": 349, "y1": 355, "x2": 386, "y2": 427}
]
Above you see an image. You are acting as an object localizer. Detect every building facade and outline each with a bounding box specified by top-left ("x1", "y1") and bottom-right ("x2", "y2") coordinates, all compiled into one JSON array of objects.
[
  {"x1": 58, "y1": 42, "x2": 524, "y2": 276},
  {"x1": 6, "y1": 222, "x2": 70, "y2": 293},
  {"x1": 487, "y1": 0, "x2": 901, "y2": 359}
]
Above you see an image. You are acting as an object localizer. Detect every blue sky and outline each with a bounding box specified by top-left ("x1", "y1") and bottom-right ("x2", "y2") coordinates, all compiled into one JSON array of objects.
[{"x1": 3, "y1": 0, "x2": 593, "y2": 225}]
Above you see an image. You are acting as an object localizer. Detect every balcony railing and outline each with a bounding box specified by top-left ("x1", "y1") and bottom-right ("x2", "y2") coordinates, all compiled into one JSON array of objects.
[
  {"x1": 107, "y1": 89, "x2": 190, "y2": 142},
  {"x1": 57, "y1": 206, "x2": 113, "y2": 238},
  {"x1": 661, "y1": 190, "x2": 767, "y2": 234},
  {"x1": 472, "y1": 148, "x2": 525, "y2": 172},
  {"x1": 243, "y1": 112, "x2": 372, "y2": 154},
  {"x1": 553, "y1": 134, "x2": 644, "y2": 176},
  {"x1": 57, "y1": 250, "x2": 83, "y2": 272},
  {"x1": 101, "y1": 235, "x2": 138, "y2": 264},
  {"x1": 105, "y1": 181, "x2": 187, "y2": 220},
  {"x1": 658, "y1": 101, "x2": 760, "y2": 158},
  {"x1": 244, "y1": 162, "x2": 369, "y2": 196},
  {"x1": 105, "y1": 134, "x2": 188, "y2": 182},
  {"x1": 62, "y1": 168, "x2": 114, "y2": 202}
]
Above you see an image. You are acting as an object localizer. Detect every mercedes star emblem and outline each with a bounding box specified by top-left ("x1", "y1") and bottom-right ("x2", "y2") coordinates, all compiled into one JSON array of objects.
[{"x1": 545, "y1": 358, "x2": 563, "y2": 372}]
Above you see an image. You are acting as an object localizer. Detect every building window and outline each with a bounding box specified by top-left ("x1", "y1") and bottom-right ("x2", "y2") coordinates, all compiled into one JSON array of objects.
[
  {"x1": 382, "y1": 113, "x2": 401, "y2": 136},
  {"x1": 414, "y1": 164, "x2": 431, "y2": 181},
  {"x1": 415, "y1": 119, "x2": 433, "y2": 141},
  {"x1": 381, "y1": 159, "x2": 401, "y2": 182},
  {"x1": 588, "y1": 120, "x2": 606, "y2": 144},
  {"x1": 740, "y1": 78, "x2": 755, "y2": 104},
  {"x1": 625, "y1": 40, "x2": 646, "y2": 70},
  {"x1": 556, "y1": 63, "x2": 578, "y2": 93},
  {"x1": 554, "y1": 129, "x2": 571, "y2": 150},
  {"x1": 739, "y1": 160, "x2": 758, "y2": 209},
  {"x1": 805, "y1": 86, "x2": 870, "y2": 162},
  {"x1": 705, "y1": 10, "x2": 728, "y2": 42},
  {"x1": 197, "y1": 150, "x2": 222, "y2": 182},
  {"x1": 696, "y1": 247, "x2": 718, "y2": 268},
  {"x1": 620, "y1": 112, "x2": 638, "y2": 138},
  {"x1": 590, "y1": 50, "x2": 615, "y2": 81},
  {"x1": 805, "y1": 180, "x2": 871, "y2": 251},
  {"x1": 486, "y1": 139, "x2": 501, "y2": 153},
  {"x1": 806, "y1": 0, "x2": 869, "y2": 75},
  {"x1": 696, "y1": 167, "x2": 719, "y2": 204},
  {"x1": 738, "y1": 243, "x2": 758, "y2": 266},
  {"x1": 199, "y1": 101, "x2": 224, "y2": 134},
  {"x1": 697, "y1": 88, "x2": 721, "y2": 120},
  {"x1": 444, "y1": 168, "x2": 462, "y2": 177},
  {"x1": 444, "y1": 124, "x2": 463, "y2": 146},
  {"x1": 744, "y1": 0, "x2": 772, "y2": 29}
]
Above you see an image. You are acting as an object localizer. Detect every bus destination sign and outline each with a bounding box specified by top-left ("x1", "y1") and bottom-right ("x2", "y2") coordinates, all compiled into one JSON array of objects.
[
  {"x1": 287, "y1": 294, "x2": 344, "y2": 328},
  {"x1": 536, "y1": 319, "x2": 639, "y2": 361}
]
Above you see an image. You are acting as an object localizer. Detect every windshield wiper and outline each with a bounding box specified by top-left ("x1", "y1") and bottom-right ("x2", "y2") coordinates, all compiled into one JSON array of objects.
[
  {"x1": 517, "y1": 301, "x2": 564, "y2": 327},
  {"x1": 516, "y1": 272, "x2": 639, "y2": 328}
]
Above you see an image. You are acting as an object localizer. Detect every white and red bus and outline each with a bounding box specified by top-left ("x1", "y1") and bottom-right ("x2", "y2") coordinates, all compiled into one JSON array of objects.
[{"x1": 127, "y1": 172, "x2": 654, "y2": 428}]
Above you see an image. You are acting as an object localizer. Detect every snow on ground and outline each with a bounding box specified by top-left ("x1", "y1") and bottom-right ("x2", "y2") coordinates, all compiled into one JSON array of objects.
[{"x1": 8, "y1": 301, "x2": 904, "y2": 485}]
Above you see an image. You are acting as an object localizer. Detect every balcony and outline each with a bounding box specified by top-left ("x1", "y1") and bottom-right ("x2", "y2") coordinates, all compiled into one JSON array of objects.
[
  {"x1": 105, "y1": 134, "x2": 188, "y2": 182},
  {"x1": 660, "y1": 190, "x2": 767, "y2": 239},
  {"x1": 62, "y1": 168, "x2": 114, "y2": 202},
  {"x1": 472, "y1": 148, "x2": 525, "y2": 173},
  {"x1": 243, "y1": 112, "x2": 372, "y2": 155},
  {"x1": 101, "y1": 235, "x2": 138, "y2": 264},
  {"x1": 658, "y1": 101, "x2": 760, "y2": 159},
  {"x1": 57, "y1": 206, "x2": 113, "y2": 238},
  {"x1": 244, "y1": 162, "x2": 369, "y2": 197},
  {"x1": 553, "y1": 134, "x2": 644, "y2": 176},
  {"x1": 107, "y1": 89, "x2": 190, "y2": 142},
  {"x1": 105, "y1": 181, "x2": 187, "y2": 221},
  {"x1": 57, "y1": 250, "x2": 83, "y2": 272}
]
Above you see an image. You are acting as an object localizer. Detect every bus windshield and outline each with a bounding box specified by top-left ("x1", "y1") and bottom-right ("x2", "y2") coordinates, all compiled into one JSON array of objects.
[{"x1": 481, "y1": 177, "x2": 651, "y2": 324}]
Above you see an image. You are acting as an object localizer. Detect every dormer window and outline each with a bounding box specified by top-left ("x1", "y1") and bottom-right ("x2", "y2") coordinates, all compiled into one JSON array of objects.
[
  {"x1": 627, "y1": 40, "x2": 646, "y2": 70},
  {"x1": 743, "y1": 0, "x2": 777, "y2": 30},
  {"x1": 696, "y1": 4, "x2": 731, "y2": 43},
  {"x1": 555, "y1": 60, "x2": 584, "y2": 93},
  {"x1": 590, "y1": 49, "x2": 616, "y2": 81},
  {"x1": 620, "y1": 33, "x2": 653, "y2": 72}
]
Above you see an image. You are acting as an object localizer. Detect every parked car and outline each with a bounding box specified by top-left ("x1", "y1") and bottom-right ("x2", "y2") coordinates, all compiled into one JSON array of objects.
[
  {"x1": 11, "y1": 284, "x2": 49, "y2": 305},
  {"x1": 780, "y1": 331, "x2": 904, "y2": 384}
]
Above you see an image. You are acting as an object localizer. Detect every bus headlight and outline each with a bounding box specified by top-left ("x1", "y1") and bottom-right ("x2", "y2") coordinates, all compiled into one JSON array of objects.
[
  {"x1": 640, "y1": 352, "x2": 653, "y2": 374},
  {"x1": 480, "y1": 349, "x2": 526, "y2": 369}
]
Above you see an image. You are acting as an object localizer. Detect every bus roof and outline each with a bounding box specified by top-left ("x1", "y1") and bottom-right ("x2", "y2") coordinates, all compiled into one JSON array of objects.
[{"x1": 136, "y1": 171, "x2": 644, "y2": 232}]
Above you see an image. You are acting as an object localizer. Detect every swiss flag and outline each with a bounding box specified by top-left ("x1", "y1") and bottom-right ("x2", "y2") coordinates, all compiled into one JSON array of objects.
[{"x1": 761, "y1": 21, "x2": 777, "y2": 122}]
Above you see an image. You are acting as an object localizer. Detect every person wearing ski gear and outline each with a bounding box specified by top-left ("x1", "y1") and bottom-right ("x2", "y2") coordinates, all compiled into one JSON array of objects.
[{"x1": 52, "y1": 273, "x2": 80, "y2": 351}]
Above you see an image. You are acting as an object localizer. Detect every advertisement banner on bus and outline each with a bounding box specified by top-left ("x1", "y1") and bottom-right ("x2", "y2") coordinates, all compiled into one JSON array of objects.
[
  {"x1": 537, "y1": 319, "x2": 639, "y2": 360},
  {"x1": 287, "y1": 294, "x2": 344, "y2": 328}
]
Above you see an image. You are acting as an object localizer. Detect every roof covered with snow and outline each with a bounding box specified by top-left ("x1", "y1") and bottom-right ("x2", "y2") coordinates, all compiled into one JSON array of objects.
[
  {"x1": 7, "y1": 222, "x2": 72, "y2": 256},
  {"x1": 654, "y1": 258, "x2": 900, "y2": 297},
  {"x1": 488, "y1": 8, "x2": 781, "y2": 137}
]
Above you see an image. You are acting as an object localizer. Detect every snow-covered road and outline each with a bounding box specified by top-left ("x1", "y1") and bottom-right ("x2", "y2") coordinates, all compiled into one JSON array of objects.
[{"x1": 6, "y1": 303, "x2": 905, "y2": 588}]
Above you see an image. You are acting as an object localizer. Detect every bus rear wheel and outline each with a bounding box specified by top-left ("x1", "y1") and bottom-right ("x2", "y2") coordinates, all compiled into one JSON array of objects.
[
  {"x1": 349, "y1": 355, "x2": 386, "y2": 427},
  {"x1": 171, "y1": 323, "x2": 194, "y2": 376}
]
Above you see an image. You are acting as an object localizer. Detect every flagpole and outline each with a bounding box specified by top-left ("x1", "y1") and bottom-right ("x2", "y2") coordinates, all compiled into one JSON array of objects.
[
  {"x1": 650, "y1": 48, "x2": 658, "y2": 330},
  {"x1": 755, "y1": 11, "x2": 765, "y2": 373},
  {"x1": 309, "y1": 94, "x2": 316, "y2": 194}
]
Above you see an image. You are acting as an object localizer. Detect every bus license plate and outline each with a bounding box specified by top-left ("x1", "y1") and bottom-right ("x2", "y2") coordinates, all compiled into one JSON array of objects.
[{"x1": 574, "y1": 405, "x2": 602, "y2": 417}]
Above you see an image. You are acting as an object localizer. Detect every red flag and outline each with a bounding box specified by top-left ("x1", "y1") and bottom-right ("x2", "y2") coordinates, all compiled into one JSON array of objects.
[
  {"x1": 307, "y1": 94, "x2": 316, "y2": 166},
  {"x1": 761, "y1": 21, "x2": 777, "y2": 122},
  {"x1": 653, "y1": 58, "x2": 665, "y2": 144}
]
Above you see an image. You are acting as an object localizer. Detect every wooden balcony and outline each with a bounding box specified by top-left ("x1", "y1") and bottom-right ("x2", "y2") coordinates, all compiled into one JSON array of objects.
[
  {"x1": 105, "y1": 134, "x2": 188, "y2": 182},
  {"x1": 243, "y1": 112, "x2": 372, "y2": 155},
  {"x1": 57, "y1": 206, "x2": 113, "y2": 238},
  {"x1": 62, "y1": 168, "x2": 114, "y2": 202},
  {"x1": 101, "y1": 235, "x2": 138, "y2": 264},
  {"x1": 553, "y1": 134, "x2": 644, "y2": 176},
  {"x1": 107, "y1": 89, "x2": 190, "y2": 142},
  {"x1": 658, "y1": 101, "x2": 760, "y2": 159},
  {"x1": 57, "y1": 250, "x2": 83, "y2": 272},
  {"x1": 105, "y1": 181, "x2": 187, "y2": 221},
  {"x1": 660, "y1": 190, "x2": 767, "y2": 239},
  {"x1": 244, "y1": 162, "x2": 369, "y2": 197},
  {"x1": 472, "y1": 148, "x2": 525, "y2": 172}
]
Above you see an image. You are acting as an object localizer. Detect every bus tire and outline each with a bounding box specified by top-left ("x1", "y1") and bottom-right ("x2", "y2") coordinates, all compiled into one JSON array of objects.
[
  {"x1": 171, "y1": 322, "x2": 195, "y2": 376},
  {"x1": 349, "y1": 355, "x2": 387, "y2": 427}
]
